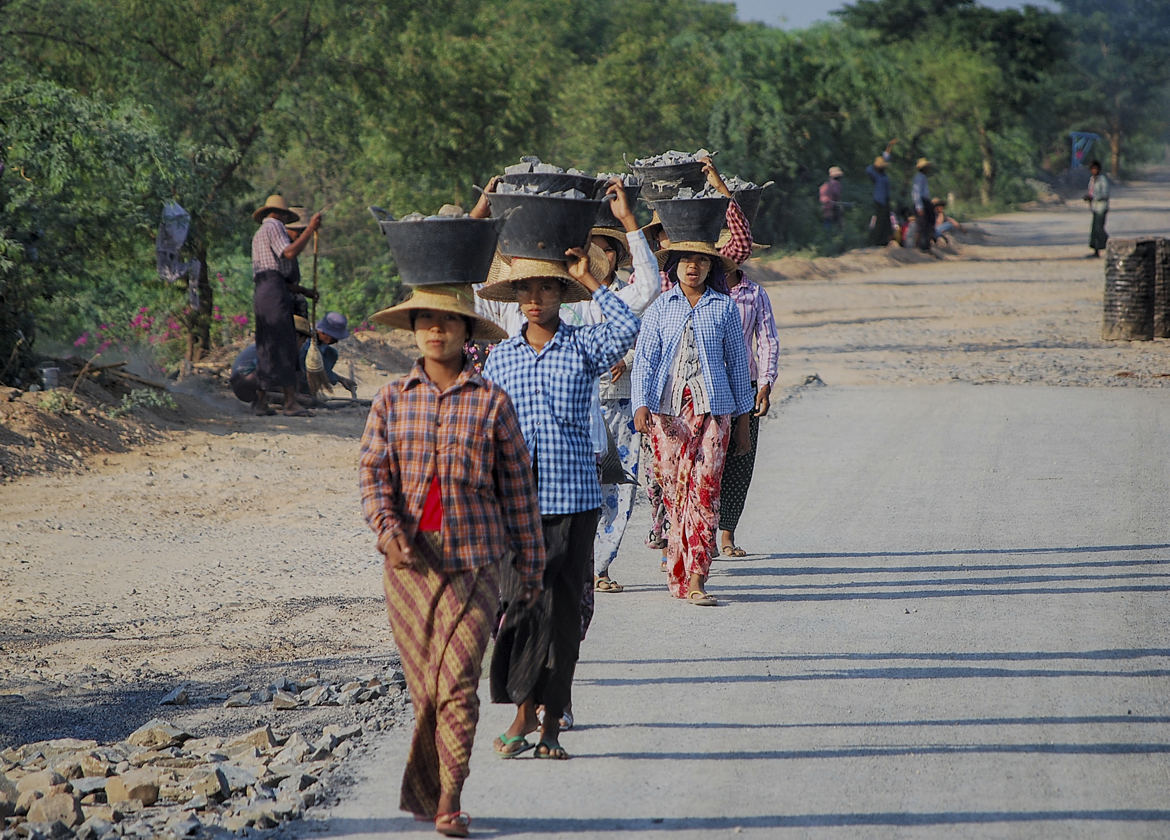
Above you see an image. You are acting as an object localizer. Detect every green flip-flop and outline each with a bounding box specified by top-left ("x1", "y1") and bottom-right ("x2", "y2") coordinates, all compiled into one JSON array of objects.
[{"x1": 494, "y1": 733, "x2": 533, "y2": 759}]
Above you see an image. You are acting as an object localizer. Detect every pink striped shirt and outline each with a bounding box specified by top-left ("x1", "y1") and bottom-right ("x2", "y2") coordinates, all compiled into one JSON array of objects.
[{"x1": 728, "y1": 273, "x2": 779, "y2": 386}]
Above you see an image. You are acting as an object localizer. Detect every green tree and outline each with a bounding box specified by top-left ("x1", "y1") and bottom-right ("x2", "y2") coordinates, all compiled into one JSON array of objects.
[
  {"x1": 1058, "y1": 0, "x2": 1170, "y2": 176},
  {"x1": 3, "y1": 0, "x2": 343, "y2": 359},
  {"x1": 0, "y1": 79, "x2": 198, "y2": 381}
]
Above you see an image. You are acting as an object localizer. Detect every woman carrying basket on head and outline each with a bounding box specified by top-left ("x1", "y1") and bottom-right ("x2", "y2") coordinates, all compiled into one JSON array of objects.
[
  {"x1": 359, "y1": 281, "x2": 545, "y2": 838},
  {"x1": 632, "y1": 223, "x2": 754, "y2": 606}
]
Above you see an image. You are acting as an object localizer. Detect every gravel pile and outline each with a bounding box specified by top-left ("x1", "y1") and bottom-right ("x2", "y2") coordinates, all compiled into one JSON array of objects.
[{"x1": 0, "y1": 670, "x2": 409, "y2": 840}]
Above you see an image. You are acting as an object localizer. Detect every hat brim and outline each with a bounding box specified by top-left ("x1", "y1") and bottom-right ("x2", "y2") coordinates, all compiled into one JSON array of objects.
[
  {"x1": 654, "y1": 241, "x2": 738, "y2": 276},
  {"x1": 714, "y1": 228, "x2": 769, "y2": 257},
  {"x1": 253, "y1": 205, "x2": 299, "y2": 224},
  {"x1": 370, "y1": 285, "x2": 507, "y2": 342},
  {"x1": 475, "y1": 243, "x2": 609, "y2": 304},
  {"x1": 589, "y1": 226, "x2": 631, "y2": 269}
]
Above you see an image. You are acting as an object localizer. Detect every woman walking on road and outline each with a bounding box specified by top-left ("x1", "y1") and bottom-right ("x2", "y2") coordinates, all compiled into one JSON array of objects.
[
  {"x1": 359, "y1": 284, "x2": 545, "y2": 837},
  {"x1": 638, "y1": 158, "x2": 753, "y2": 562},
  {"x1": 632, "y1": 239, "x2": 753, "y2": 606},
  {"x1": 717, "y1": 266, "x2": 779, "y2": 558},
  {"x1": 480, "y1": 246, "x2": 638, "y2": 759}
]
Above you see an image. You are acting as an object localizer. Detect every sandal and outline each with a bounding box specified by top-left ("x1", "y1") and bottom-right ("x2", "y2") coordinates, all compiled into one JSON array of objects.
[
  {"x1": 594, "y1": 575, "x2": 624, "y2": 593},
  {"x1": 493, "y1": 733, "x2": 533, "y2": 759},
  {"x1": 435, "y1": 811, "x2": 471, "y2": 838},
  {"x1": 721, "y1": 545, "x2": 747, "y2": 558},
  {"x1": 534, "y1": 741, "x2": 570, "y2": 760},
  {"x1": 660, "y1": 559, "x2": 668, "y2": 573},
  {"x1": 687, "y1": 589, "x2": 717, "y2": 606},
  {"x1": 559, "y1": 711, "x2": 574, "y2": 731}
]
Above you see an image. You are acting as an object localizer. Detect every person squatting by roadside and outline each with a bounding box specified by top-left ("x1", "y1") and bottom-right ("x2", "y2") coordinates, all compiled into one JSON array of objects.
[
  {"x1": 249, "y1": 194, "x2": 322, "y2": 416},
  {"x1": 478, "y1": 244, "x2": 639, "y2": 761},
  {"x1": 230, "y1": 315, "x2": 314, "y2": 406},
  {"x1": 359, "y1": 283, "x2": 545, "y2": 838},
  {"x1": 297, "y1": 311, "x2": 358, "y2": 396}
]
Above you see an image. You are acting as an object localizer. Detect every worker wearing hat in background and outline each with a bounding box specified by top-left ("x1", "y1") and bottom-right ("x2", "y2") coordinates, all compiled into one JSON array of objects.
[
  {"x1": 819, "y1": 165, "x2": 846, "y2": 234},
  {"x1": 297, "y1": 311, "x2": 357, "y2": 397},
  {"x1": 912, "y1": 158, "x2": 935, "y2": 251},
  {"x1": 250, "y1": 194, "x2": 322, "y2": 416},
  {"x1": 866, "y1": 139, "x2": 898, "y2": 246}
]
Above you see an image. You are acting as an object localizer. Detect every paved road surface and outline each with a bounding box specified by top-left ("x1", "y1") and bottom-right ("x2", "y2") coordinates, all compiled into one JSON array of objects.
[{"x1": 298, "y1": 384, "x2": 1170, "y2": 839}]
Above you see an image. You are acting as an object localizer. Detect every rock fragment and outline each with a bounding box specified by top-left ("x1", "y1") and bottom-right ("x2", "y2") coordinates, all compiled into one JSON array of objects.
[
  {"x1": 105, "y1": 769, "x2": 159, "y2": 806},
  {"x1": 225, "y1": 726, "x2": 278, "y2": 751},
  {"x1": 26, "y1": 791, "x2": 84, "y2": 827},
  {"x1": 125, "y1": 719, "x2": 190, "y2": 750},
  {"x1": 158, "y1": 686, "x2": 189, "y2": 706},
  {"x1": 272, "y1": 690, "x2": 300, "y2": 711},
  {"x1": 16, "y1": 770, "x2": 66, "y2": 796}
]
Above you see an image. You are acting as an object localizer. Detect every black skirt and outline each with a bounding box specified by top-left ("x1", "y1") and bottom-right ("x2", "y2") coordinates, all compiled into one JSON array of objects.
[{"x1": 252, "y1": 270, "x2": 297, "y2": 390}]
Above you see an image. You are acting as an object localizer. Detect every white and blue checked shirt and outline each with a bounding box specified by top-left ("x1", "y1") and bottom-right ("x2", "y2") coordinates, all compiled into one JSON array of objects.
[
  {"x1": 483, "y1": 286, "x2": 639, "y2": 515},
  {"x1": 631, "y1": 285, "x2": 754, "y2": 418}
]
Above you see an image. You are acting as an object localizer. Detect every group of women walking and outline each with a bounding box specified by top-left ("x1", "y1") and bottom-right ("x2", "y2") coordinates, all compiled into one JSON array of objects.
[{"x1": 356, "y1": 158, "x2": 779, "y2": 837}]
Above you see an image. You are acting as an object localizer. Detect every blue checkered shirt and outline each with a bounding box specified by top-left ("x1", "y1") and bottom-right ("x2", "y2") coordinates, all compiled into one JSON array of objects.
[
  {"x1": 631, "y1": 285, "x2": 754, "y2": 417},
  {"x1": 483, "y1": 286, "x2": 639, "y2": 515}
]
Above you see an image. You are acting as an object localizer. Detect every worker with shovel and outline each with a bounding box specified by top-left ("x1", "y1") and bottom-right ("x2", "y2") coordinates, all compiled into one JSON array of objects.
[{"x1": 250, "y1": 194, "x2": 321, "y2": 416}]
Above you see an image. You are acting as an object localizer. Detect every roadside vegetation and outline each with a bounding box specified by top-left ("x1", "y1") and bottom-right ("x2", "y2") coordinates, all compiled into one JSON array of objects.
[{"x1": 1, "y1": 0, "x2": 1167, "y2": 380}]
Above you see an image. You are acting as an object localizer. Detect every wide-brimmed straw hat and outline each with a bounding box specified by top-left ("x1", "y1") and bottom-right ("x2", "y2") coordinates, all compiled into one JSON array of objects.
[
  {"x1": 654, "y1": 241, "x2": 737, "y2": 276},
  {"x1": 828, "y1": 165, "x2": 844, "y2": 178},
  {"x1": 715, "y1": 228, "x2": 770, "y2": 256},
  {"x1": 285, "y1": 206, "x2": 313, "y2": 231},
  {"x1": 370, "y1": 284, "x2": 507, "y2": 341},
  {"x1": 639, "y1": 211, "x2": 664, "y2": 243},
  {"x1": 477, "y1": 243, "x2": 610, "y2": 303},
  {"x1": 253, "y1": 194, "x2": 299, "y2": 224},
  {"x1": 917, "y1": 157, "x2": 932, "y2": 171},
  {"x1": 872, "y1": 156, "x2": 888, "y2": 169},
  {"x1": 589, "y1": 226, "x2": 631, "y2": 268}
]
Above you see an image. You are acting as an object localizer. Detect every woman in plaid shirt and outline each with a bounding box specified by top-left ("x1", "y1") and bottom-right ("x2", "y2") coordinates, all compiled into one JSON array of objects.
[
  {"x1": 359, "y1": 284, "x2": 545, "y2": 837},
  {"x1": 479, "y1": 245, "x2": 638, "y2": 760},
  {"x1": 632, "y1": 239, "x2": 753, "y2": 606}
]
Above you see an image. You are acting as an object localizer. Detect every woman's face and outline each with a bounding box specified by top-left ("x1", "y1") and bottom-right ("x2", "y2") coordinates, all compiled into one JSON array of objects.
[
  {"x1": 413, "y1": 309, "x2": 469, "y2": 363},
  {"x1": 675, "y1": 252, "x2": 712, "y2": 293},
  {"x1": 514, "y1": 278, "x2": 565, "y2": 328}
]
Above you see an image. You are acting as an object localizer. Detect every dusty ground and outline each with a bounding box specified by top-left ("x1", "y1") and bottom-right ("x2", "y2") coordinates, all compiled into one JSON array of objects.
[{"x1": 1, "y1": 172, "x2": 1168, "y2": 757}]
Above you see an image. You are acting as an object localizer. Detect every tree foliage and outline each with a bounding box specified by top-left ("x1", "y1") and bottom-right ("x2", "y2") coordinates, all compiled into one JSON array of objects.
[
  {"x1": 0, "y1": 0, "x2": 1167, "y2": 376},
  {"x1": 0, "y1": 78, "x2": 202, "y2": 379}
]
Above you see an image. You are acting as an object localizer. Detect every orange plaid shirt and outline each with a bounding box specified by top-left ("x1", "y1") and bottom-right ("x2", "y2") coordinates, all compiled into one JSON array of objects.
[{"x1": 359, "y1": 359, "x2": 545, "y2": 586}]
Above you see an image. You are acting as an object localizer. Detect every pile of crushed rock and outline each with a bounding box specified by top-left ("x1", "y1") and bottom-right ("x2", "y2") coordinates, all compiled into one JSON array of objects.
[{"x1": 1, "y1": 670, "x2": 409, "y2": 840}]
